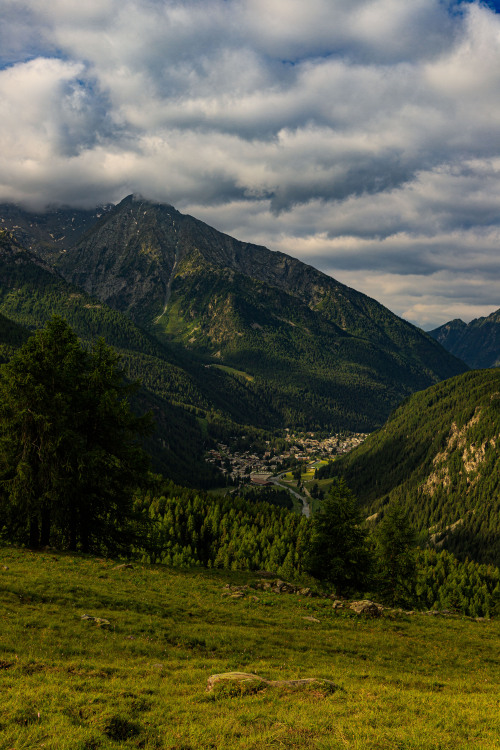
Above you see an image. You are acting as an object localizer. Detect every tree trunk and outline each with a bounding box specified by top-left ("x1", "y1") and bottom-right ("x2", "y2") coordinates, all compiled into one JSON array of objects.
[
  {"x1": 40, "y1": 503, "x2": 51, "y2": 547},
  {"x1": 29, "y1": 515, "x2": 39, "y2": 548}
]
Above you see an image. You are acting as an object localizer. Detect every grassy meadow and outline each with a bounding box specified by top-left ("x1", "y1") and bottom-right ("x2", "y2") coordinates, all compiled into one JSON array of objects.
[{"x1": 1, "y1": 547, "x2": 499, "y2": 750}]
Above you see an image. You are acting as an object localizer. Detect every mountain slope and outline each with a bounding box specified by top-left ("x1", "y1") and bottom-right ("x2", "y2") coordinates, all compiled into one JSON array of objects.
[
  {"x1": 1, "y1": 196, "x2": 468, "y2": 431},
  {"x1": 49, "y1": 195, "x2": 468, "y2": 431},
  {"x1": 429, "y1": 310, "x2": 500, "y2": 368},
  {"x1": 0, "y1": 230, "x2": 223, "y2": 485},
  {"x1": 0, "y1": 311, "x2": 29, "y2": 363},
  {"x1": 325, "y1": 369, "x2": 500, "y2": 565},
  {"x1": 0, "y1": 202, "x2": 113, "y2": 263}
]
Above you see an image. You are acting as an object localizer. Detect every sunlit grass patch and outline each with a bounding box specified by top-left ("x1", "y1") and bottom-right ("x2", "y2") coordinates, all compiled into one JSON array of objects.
[{"x1": 1, "y1": 547, "x2": 499, "y2": 749}]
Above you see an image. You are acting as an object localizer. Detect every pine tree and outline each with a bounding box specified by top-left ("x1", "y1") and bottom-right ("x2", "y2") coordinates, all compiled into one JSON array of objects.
[
  {"x1": 0, "y1": 317, "x2": 152, "y2": 552},
  {"x1": 375, "y1": 504, "x2": 417, "y2": 607},
  {"x1": 305, "y1": 478, "x2": 372, "y2": 595}
]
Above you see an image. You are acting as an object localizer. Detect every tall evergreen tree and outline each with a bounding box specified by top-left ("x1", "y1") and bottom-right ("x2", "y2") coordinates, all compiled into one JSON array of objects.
[
  {"x1": 0, "y1": 317, "x2": 152, "y2": 552},
  {"x1": 305, "y1": 478, "x2": 372, "y2": 595},
  {"x1": 374, "y1": 504, "x2": 417, "y2": 607}
]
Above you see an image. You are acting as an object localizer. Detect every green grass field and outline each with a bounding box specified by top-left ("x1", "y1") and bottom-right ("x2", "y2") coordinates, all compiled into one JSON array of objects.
[{"x1": 1, "y1": 547, "x2": 499, "y2": 750}]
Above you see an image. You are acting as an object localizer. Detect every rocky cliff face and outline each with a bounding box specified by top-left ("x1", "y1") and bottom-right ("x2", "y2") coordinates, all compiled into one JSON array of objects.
[
  {"x1": 329, "y1": 368, "x2": 500, "y2": 565},
  {"x1": 0, "y1": 203, "x2": 113, "y2": 263}
]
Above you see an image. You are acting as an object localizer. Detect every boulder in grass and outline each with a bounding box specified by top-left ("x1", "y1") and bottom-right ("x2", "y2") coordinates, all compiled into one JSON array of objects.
[
  {"x1": 207, "y1": 673, "x2": 268, "y2": 696},
  {"x1": 81, "y1": 614, "x2": 111, "y2": 626},
  {"x1": 349, "y1": 600, "x2": 382, "y2": 617},
  {"x1": 207, "y1": 672, "x2": 340, "y2": 697}
]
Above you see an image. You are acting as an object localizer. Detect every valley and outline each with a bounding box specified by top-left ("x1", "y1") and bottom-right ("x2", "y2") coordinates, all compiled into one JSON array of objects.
[
  {"x1": 4, "y1": 4, "x2": 500, "y2": 749},
  {"x1": 206, "y1": 430, "x2": 367, "y2": 481},
  {"x1": 0, "y1": 197, "x2": 499, "y2": 614}
]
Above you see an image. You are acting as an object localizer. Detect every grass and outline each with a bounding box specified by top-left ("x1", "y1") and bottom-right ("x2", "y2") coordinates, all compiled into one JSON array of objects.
[{"x1": 1, "y1": 547, "x2": 499, "y2": 749}]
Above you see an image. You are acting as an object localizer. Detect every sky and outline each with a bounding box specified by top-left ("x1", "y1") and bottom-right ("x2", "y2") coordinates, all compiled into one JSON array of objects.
[{"x1": 1, "y1": 0, "x2": 500, "y2": 329}]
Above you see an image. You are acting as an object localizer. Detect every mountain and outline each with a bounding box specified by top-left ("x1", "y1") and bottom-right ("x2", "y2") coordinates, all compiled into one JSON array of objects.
[
  {"x1": 1, "y1": 195, "x2": 467, "y2": 432},
  {"x1": 0, "y1": 202, "x2": 113, "y2": 263},
  {"x1": 323, "y1": 369, "x2": 500, "y2": 565},
  {"x1": 429, "y1": 310, "x2": 500, "y2": 369},
  {"x1": 0, "y1": 311, "x2": 29, "y2": 363},
  {"x1": 0, "y1": 229, "x2": 222, "y2": 486}
]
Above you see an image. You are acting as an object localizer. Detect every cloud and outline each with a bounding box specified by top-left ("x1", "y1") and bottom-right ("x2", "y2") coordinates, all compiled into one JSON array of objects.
[{"x1": 0, "y1": 0, "x2": 499, "y2": 326}]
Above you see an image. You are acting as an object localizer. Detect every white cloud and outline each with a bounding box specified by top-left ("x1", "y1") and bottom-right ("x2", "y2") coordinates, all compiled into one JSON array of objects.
[{"x1": 0, "y1": 0, "x2": 499, "y2": 326}]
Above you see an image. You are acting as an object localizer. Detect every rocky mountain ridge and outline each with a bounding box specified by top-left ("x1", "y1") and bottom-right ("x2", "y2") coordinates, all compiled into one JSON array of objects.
[
  {"x1": 429, "y1": 309, "x2": 500, "y2": 369},
  {"x1": 0, "y1": 196, "x2": 468, "y2": 431}
]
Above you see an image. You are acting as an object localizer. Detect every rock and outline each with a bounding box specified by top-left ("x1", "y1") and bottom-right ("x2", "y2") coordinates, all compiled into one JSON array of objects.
[
  {"x1": 207, "y1": 672, "x2": 262, "y2": 690},
  {"x1": 298, "y1": 588, "x2": 311, "y2": 596},
  {"x1": 331, "y1": 600, "x2": 345, "y2": 609},
  {"x1": 113, "y1": 563, "x2": 133, "y2": 570},
  {"x1": 81, "y1": 614, "x2": 111, "y2": 626},
  {"x1": 207, "y1": 672, "x2": 340, "y2": 695},
  {"x1": 349, "y1": 600, "x2": 382, "y2": 617},
  {"x1": 303, "y1": 616, "x2": 320, "y2": 623}
]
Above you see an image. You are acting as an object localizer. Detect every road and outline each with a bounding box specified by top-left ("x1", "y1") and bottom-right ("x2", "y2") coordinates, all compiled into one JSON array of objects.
[{"x1": 270, "y1": 475, "x2": 311, "y2": 518}]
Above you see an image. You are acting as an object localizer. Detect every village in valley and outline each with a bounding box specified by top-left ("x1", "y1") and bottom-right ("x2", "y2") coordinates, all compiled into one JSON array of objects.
[{"x1": 206, "y1": 431, "x2": 368, "y2": 485}]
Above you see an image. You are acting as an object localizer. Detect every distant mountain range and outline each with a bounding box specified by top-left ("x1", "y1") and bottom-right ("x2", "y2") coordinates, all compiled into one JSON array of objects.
[
  {"x1": 429, "y1": 310, "x2": 500, "y2": 369},
  {"x1": 324, "y1": 368, "x2": 500, "y2": 566},
  {"x1": 0, "y1": 195, "x2": 467, "y2": 437}
]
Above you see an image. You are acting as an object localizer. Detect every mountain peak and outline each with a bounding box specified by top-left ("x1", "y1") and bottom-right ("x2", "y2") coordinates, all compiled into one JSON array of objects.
[
  {"x1": 429, "y1": 309, "x2": 500, "y2": 368},
  {"x1": 0, "y1": 198, "x2": 468, "y2": 431}
]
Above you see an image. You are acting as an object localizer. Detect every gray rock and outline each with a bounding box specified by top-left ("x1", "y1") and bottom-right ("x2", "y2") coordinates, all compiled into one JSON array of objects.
[
  {"x1": 207, "y1": 672, "x2": 339, "y2": 694},
  {"x1": 349, "y1": 600, "x2": 382, "y2": 617},
  {"x1": 331, "y1": 600, "x2": 345, "y2": 609}
]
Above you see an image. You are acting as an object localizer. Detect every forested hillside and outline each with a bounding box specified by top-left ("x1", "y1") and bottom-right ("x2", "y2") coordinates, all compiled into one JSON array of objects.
[
  {"x1": 0, "y1": 197, "x2": 467, "y2": 432},
  {"x1": 320, "y1": 369, "x2": 500, "y2": 565},
  {"x1": 0, "y1": 312, "x2": 29, "y2": 363},
  {"x1": 0, "y1": 231, "x2": 220, "y2": 485}
]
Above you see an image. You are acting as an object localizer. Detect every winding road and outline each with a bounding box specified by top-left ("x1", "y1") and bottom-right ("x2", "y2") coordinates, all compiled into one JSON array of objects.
[{"x1": 270, "y1": 475, "x2": 311, "y2": 518}]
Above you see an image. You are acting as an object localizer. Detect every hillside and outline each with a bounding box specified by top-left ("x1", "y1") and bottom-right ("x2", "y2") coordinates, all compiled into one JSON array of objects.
[
  {"x1": 0, "y1": 230, "x2": 222, "y2": 485},
  {"x1": 324, "y1": 369, "x2": 500, "y2": 565},
  {"x1": 0, "y1": 311, "x2": 29, "y2": 363},
  {"x1": 0, "y1": 196, "x2": 468, "y2": 432},
  {"x1": 1, "y1": 547, "x2": 499, "y2": 750},
  {"x1": 429, "y1": 309, "x2": 500, "y2": 368},
  {"x1": 0, "y1": 201, "x2": 113, "y2": 263}
]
